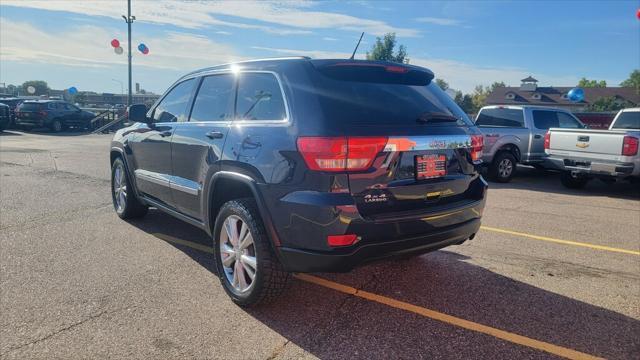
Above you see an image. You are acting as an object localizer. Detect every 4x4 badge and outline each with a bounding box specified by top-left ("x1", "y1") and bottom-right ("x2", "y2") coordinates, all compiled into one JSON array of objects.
[{"x1": 364, "y1": 194, "x2": 388, "y2": 203}]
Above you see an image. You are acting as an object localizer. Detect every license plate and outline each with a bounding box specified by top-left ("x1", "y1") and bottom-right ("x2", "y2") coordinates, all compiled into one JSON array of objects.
[{"x1": 416, "y1": 154, "x2": 446, "y2": 179}]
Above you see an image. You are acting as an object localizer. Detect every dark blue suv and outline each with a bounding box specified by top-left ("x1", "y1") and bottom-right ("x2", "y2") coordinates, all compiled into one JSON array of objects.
[{"x1": 110, "y1": 57, "x2": 487, "y2": 306}]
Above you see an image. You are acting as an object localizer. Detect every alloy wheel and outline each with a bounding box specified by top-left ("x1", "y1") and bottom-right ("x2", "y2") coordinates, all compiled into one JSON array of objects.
[
  {"x1": 113, "y1": 164, "x2": 127, "y2": 212},
  {"x1": 498, "y1": 158, "x2": 513, "y2": 178},
  {"x1": 219, "y1": 215, "x2": 257, "y2": 293}
]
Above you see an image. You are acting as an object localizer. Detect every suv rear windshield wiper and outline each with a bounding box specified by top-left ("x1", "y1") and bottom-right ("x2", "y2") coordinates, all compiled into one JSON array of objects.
[{"x1": 416, "y1": 112, "x2": 459, "y2": 124}]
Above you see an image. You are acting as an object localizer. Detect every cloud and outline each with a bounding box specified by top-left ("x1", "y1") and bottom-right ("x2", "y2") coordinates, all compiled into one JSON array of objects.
[
  {"x1": 0, "y1": 18, "x2": 241, "y2": 70},
  {"x1": 414, "y1": 17, "x2": 463, "y2": 26},
  {"x1": 215, "y1": 31, "x2": 232, "y2": 36},
  {"x1": 2, "y1": 0, "x2": 419, "y2": 37},
  {"x1": 323, "y1": 37, "x2": 339, "y2": 41}
]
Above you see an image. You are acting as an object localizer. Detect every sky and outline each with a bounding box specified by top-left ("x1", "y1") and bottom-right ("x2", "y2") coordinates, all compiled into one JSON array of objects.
[{"x1": 1, "y1": 0, "x2": 638, "y2": 94}]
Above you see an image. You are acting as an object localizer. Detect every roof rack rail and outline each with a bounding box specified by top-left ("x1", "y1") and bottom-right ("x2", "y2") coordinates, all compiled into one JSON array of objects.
[{"x1": 183, "y1": 56, "x2": 311, "y2": 78}]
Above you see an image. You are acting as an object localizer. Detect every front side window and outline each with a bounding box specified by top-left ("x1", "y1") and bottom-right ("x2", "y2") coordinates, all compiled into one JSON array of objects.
[
  {"x1": 190, "y1": 75, "x2": 234, "y2": 122},
  {"x1": 153, "y1": 79, "x2": 195, "y2": 123},
  {"x1": 557, "y1": 112, "x2": 582, "y2": 128},
  {"x1": 236, "y1": 73, "x2": 286, "y2": 121},
  {"x1": 532, "y1": 110, "x2": 559, "y2": 129},
  {"x1": 48, "y1": 103, "x2": 58, "y2": 110}
]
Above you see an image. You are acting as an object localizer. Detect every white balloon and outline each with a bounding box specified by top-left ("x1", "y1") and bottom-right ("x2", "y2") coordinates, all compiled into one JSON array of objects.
[
  {"x1": 114, "y1": 46, "x2": 124, "y2": 55},
  {"x1": 27, "y1": 86, "x2": 36, "y2": 94}
]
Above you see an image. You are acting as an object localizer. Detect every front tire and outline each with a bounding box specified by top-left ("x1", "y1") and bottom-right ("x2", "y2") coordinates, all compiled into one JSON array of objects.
[
  {"x1": 560, "y1": 171, "x2": 589, "y2": 189},
  {"x1": 111, "y1": 157, "x2": 148, "y2": 219},
  {"x1": 489, "y1": 152, "x2": 517, "y2": 183},
  {"x1": 213, "y1": 198, "x2": 290, "y2": 307}
]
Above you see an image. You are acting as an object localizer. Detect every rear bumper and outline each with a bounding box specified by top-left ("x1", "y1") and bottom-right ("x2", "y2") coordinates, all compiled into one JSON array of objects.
[
  {"x1": 547, "y1": 156, "x2": 639, "y2": 177},
  {"x1": 15, "y1": 118, "x2": 47, "y2": 127},
  {"x1": 278, "y1": 218, "x2": 480, "y2": 272},
  {"x1": 268, "y1": 175, "x2": 487, "y2": 272}
]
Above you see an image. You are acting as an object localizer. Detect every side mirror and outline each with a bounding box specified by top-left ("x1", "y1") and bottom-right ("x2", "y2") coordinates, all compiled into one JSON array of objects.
[{"x1": 127, "y1": 104, "x2": 149, "y2": 123}]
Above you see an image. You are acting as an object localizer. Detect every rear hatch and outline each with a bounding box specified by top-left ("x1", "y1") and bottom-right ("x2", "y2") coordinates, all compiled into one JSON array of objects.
[{"x1": 305, "y1": 60, "x2": 484, "y2": 220}]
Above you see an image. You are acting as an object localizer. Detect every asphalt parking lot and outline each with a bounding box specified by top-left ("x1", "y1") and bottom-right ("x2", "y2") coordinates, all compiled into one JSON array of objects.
[{"x1": 1, "y1": 130, "x2": 639, "y2": 359}]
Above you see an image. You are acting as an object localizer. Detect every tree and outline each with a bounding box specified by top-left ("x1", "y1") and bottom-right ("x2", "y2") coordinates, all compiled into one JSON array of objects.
[
  {"x1": 366, "y1": 33, "x2": 408, "y2": 63},
  {"x1": 435, "y1": 79, "x2": 449, "y2": 91},
  {"x1": 454, "y1": 91, "x2": 474, "y2": 114},
  {"x1": 620, "y1": 69, "x2": 640, "y2": 94},
  {"x1": 587, "y1": 96, "x2": 634, "y2": 112},
  {"x1": 577, "y1": 77, "x2": 607, "y2": 88},
  {"x1": 21, "y1": 80, "x2": 49, "y2": 96}
]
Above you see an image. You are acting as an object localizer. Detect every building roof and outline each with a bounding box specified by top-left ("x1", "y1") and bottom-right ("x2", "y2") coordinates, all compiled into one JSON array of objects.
[
  {"x1": 521, "y1": 76, "x2": 538, "y2": 82},
  {"x1": 485, "y1": 86, "x2": 639, "y2": 107}
]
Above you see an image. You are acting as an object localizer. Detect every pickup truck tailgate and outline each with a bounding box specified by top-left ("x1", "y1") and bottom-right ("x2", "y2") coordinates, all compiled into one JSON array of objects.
[{"x1": 548, "y1": 129, "x2": 626, "y2": 156}]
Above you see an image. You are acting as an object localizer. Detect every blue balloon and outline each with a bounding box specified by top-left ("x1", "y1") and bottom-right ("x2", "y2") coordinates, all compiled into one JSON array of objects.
[
  {"x1": 567, "y1": 87, "x2": 584, "y2": 102},
  {"x1": 68, "y1": 87, "x2": 78, "y2": 95},
  {"x1": 137, "y1": 43, "x2": 147, "y2": 52}
]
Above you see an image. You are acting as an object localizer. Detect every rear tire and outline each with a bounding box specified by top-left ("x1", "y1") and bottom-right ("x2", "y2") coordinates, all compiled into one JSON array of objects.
[
  {"x1": 111, "y1": 157, "x2": 148, "y2": 219},
  {"x1": 213, "y1": 198, "x2": 290, "y2": 307},
  {"x1": 560, "y1": 171, "x2": 589, "y2": 189},
  {"x1": 51, "y1": 120, "x2": 63, "y2": 133},
  {"x1": 489, "y1": 152, "x2": 517, "y2": 183}
]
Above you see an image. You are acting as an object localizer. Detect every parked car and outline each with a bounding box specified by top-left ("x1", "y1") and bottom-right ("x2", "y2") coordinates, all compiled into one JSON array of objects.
[
  {"x1": 0, "y1": 97, "x2": 24, "y2": 127},
  {"x1": 110, "y1": 58, "x2": 488, "y2": 306},
  {"x1": 545, "y1": 108, "x2": 640, "y2": 188},
  {"x1": 474, "y1": 105, "x2": 586, "y2": 182},
  {"x1": 0, "y1": 103, "x2": 10, "y2": 132},
  {"x1": 15, "y1": 100, "x2": 96, "y2": 132}
]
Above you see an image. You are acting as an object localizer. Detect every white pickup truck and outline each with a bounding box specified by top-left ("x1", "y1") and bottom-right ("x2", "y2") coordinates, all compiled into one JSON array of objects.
[{"x1": 545, "y1": 108, "x2": 640, "y2": 188}]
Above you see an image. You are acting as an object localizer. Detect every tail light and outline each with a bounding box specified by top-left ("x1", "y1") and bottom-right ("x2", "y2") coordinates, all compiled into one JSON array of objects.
[
  {"x1": 327, "y1": 234, "x2": 358, "y2": 247},
  {"x1": 297, "y1": 136, "x2": 387, "y2": 172},
  {"x1": 470, "y1": 134, "x2": 483, "y2": 162},
  {"x1": 622, "y1": 136, "x2": 639, "y2": 156},
  {"x1": 38, "y1": 110, "x2": 47, "y2": 117},
  {"x1": 544, "y1": 132, "x2": 551, "y2": 150}
]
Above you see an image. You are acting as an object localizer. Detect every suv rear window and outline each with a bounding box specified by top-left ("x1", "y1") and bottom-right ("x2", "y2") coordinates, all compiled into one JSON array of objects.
[
  {"x1": 308, "y1": 68, "x2": 472, "y2": 127},
  {"x1": 611, "y1": 111, "x2": 640, "y2": 130},
  {"x1": 476, "y1": 108, "x2": 524, "y2": 127},
  {"x1": 18, "y1": 102, "x2": 44, "y2": 111}
]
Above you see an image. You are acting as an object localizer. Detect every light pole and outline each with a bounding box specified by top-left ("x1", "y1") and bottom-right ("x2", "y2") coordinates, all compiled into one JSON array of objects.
[
  {"x1": 122, "y1": 0, "x2": 135, "y2": 106},
  {"x1": 112, "y1": 79, "x2": 124, "y2": 100}
]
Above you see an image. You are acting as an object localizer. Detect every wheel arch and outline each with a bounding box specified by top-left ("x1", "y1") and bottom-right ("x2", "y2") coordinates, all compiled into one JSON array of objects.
[
  {"x1": 496, "y1": 143, "x2": 521, "y2": 163},
  {"x1": 204, "y1": 171, "x2": 282, "y2": 248}
]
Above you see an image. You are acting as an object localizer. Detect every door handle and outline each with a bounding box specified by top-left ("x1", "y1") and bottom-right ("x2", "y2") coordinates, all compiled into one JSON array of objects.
[
  {"x1": 159, "y1": 130, "x2": 172, "y2": 137},
  {"x1": 206, "y1": 131, "x2": 224, "y2": 139},
  {"x1": 534, "y1": 134, "x2": 542, "y2": 139}
]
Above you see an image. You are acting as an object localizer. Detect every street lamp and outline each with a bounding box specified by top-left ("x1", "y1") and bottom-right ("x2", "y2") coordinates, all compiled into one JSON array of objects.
[{"x1": 122, "y1": 0, "x2": 135, "y2": 106}]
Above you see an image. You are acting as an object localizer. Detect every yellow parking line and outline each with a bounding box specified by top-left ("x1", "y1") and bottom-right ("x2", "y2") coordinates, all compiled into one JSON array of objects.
[
  {"x1": 480, "y1": 226, "x2": 640, "y2": 256},
  {"x1": 295, "y1": 274, "x2": 602, "y2": 360},
  {"x1": 153, "y1": 236, "x2": 602, "y2": 359}
]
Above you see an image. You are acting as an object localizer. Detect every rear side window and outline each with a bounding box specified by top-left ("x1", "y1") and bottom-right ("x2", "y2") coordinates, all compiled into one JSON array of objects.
[
  {"x1": 611, "y1": 111, "x2": 640, "y2": 129},
  {"x1": 19, "y1": 103, "x2": 43, "y2": 111},
  {"x1": 153, "y1": 79, "x2": 195, "y2": 123},
  {"x1": 533, "y1": 110, "x2": 581, "y2": 129},
  {"x1": 476, "y1": 108, "x2": 524, "y2": 127},
  {"x1": 190, "y1": 75, "x2": 234, "y2": 122},
  {"x1": 236, "y1": 73, "x2": 286, "y2": 121}
]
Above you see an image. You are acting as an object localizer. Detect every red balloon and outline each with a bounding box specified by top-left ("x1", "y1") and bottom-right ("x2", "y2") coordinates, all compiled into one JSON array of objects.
[
  {"x1": 142, "y1": 48, "x2": 149, "y2": 55},
  {"x1": 637, "y1": 8, "x2": 640, "y2": 20},
  {"x1": 111, "y1": 39, "x2": 120, "y2": 48}
]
